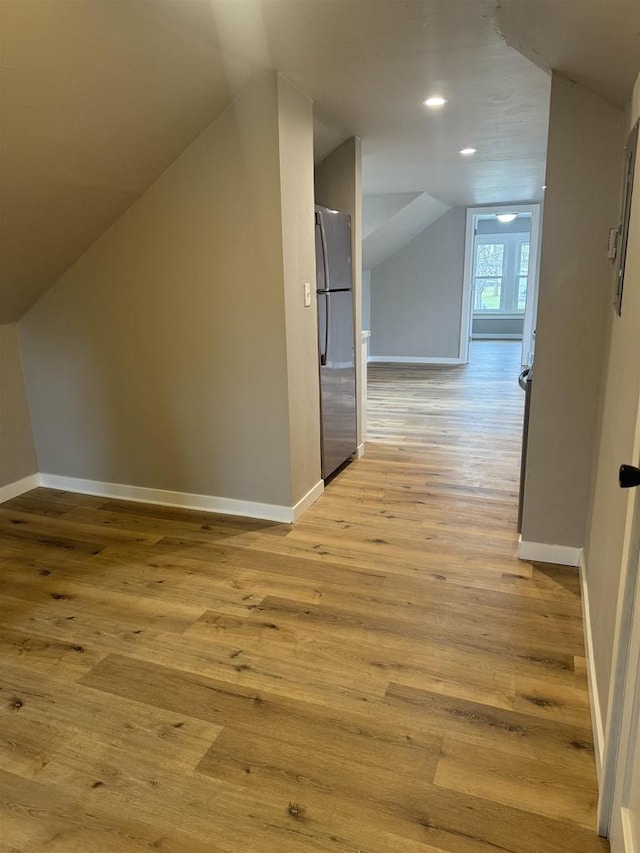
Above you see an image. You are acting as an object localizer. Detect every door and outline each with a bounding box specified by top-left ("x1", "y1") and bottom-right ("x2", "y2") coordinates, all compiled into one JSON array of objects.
[
  {"x1": 318, "y1": 289, "x2": 356, "y2": 478},
  {"x1": 594, "y1": 112, "x2": 640, "y2": 842},
  {"x1": 609, "y1": 539, "x2": 640, "y2": 852}
]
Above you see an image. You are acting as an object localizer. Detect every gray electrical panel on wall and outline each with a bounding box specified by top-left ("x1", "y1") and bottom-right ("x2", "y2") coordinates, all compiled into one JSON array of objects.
[{"x1": 615, "y1": 119, "x2": 639, "y2": 316}]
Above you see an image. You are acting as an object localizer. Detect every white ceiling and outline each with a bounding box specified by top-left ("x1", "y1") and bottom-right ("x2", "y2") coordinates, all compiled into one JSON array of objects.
[{"x1": 1, "y1": 0, "x2": 639, "y2": 321}]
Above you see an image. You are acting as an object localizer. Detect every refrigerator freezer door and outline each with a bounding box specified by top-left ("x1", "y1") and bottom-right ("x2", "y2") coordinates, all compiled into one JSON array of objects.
[
  {"x1": 315, "y1": 215, "x2": 327, "y2": 291},
  {"x1": 315, "y1": 207, "x2": 352, "y2": 292},
  {"x1": 318, "y1": 289, "x2": 357, "y2": 478}
]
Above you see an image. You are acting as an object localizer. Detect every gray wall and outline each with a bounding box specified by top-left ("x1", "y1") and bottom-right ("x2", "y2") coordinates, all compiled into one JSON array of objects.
[
  {"x1": 476, "y1": 217, "x2": 531, "y2": 235},
  {"x1": 0, "y1": 323, "x2": 37, "y2": 487},
  {"x1": 521, "y1": 74, "x2": 625, "y2": 548},
  {"x1": 19, "y1": 73, "x2": 321, "y2": 510},
  {"x1": 369, "y1": 207, "x2": 465, "y2": 360},
  {"x1": 584, "y1": 74, "x2": 640, "y2": 724},
  {"x1": 472, "y1": 317, "x2": 524, "y2": 337},
  {"x1": 314, "y1": 138, "x2": 364, "y2": 447}
]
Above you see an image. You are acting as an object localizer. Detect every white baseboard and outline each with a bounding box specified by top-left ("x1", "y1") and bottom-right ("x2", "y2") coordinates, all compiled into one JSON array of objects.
[
  {"x1": 517, "y1": 536, "x2": 582, "y2": 567},
  {"x1": 368, "y1": 355, "x2": 463, "y2": 365},
  {"x1": 38, "y1": 473, "x2": 323, "y2": 524},
  {"x1": 354, "y1": 444, "x2": 365, "y2": 459},
  {"x1": 579, "y1": 551, "x2": 605, "y2": 784},
  {"x1": 291, "y1": 480, "x2": 324, "y2": 521},
  {"x1": 0, "y1": 473, "x2": 40, "y2": 504}
]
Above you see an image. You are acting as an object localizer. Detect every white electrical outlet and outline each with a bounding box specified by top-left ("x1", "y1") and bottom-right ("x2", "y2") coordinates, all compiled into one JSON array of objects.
[{"x1": 304, "y1": 282, "x2": 312, "y2": 307}]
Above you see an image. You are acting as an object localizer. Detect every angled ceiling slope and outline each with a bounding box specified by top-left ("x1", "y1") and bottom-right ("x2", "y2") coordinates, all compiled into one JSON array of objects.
[
  {"x1": 363, "y1": 193, "x2": 450, "y2": 270},
  {"x1": 0, "y1": 0, "x2": 548, "y2": 322},
  {"x1": 2, "y1": 1, "x2": 639, "y2": 322},
  {"x1": 0, "y1": 0, "x2": 255, "y2": 323},
  {"x1": 496, "y1": 0, "x2": 640, "y2": 108}
]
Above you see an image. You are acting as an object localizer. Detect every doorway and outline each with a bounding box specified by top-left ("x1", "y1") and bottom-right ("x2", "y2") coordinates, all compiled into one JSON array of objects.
[{"x1": 460, "y1": 204, "x2": 542, "y2": 367}]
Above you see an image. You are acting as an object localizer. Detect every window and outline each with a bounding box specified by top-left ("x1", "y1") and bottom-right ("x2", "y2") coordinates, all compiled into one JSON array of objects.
[{"x1": 473, "y1": 233, "x2": 530, "y2": 315}]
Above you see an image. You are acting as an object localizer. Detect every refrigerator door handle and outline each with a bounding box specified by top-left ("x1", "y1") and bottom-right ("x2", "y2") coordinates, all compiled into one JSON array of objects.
[
  {"x1": 319, "y1": 292, "x2": 330, "y2": 366},
  {"x1": 315, "y1": 210, "x2": 331, "y2": 290}
]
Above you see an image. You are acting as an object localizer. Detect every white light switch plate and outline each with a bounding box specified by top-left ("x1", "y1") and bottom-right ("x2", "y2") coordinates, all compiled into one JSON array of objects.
[{"x1": 304, "y1": 282, "x2": 312, "y2": 307}]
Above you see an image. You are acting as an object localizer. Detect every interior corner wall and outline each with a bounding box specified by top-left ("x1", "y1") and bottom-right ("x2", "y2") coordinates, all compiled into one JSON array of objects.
[
  {"x1": 0, "y1": 323, "x2": 37, "y2": 488},
  {"x1": 521, "y1": 74, "x2": 625, "y2": 549},
  {"x1": 277, "y1": 76, "x2": 322, "y2": 503},
  {"x1": 583, "y1": 73, "x2": 640, "y2": 724},
  {"x1": 19, "y1": 72, "x2": 298, "y2": 509},
  {"x1": 314, "y1": 137, "x2": 364, "y2": 448},
  {"x1": 369, "y1": 207, "x2": 465, "y2": 359}
]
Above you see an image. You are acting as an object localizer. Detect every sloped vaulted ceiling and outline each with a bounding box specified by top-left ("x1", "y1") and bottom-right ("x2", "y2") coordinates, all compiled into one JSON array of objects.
[
  {"x1": 0, "y1": 1, "x2": 254, "y2": 322},
  {"x1": 496, "y1": 0, "x2": 640, "y2": 108},
  {"x1": 1, "y1": 0, "x2": 639, "y2": 323}
]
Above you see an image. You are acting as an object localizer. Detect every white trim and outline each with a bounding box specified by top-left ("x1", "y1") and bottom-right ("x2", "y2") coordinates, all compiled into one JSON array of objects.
[
  {"x1": 517, "y1": 535, "x2": 582, "y2": 567},
  {"x1": 354, "y1": 443, "x2": 365, "y2": 459},
  {"x1": 368, "y1": 356, "x2": 463, "y2": 365},
  {"x1": 471, "y1": 334, "x2": 523, "y2": 340},
  {"x1": 0, "y1": 473, "x2": 40, "y2": 504},
  {"x1": 460, "y1": 209, "x2": 476, "y2": 364},
  {"x1": 522, "y1": 205, "x2": 542, "y2": 367},
  {"x1": 579, "y1": 552, "x2": 605, "y2": 784},
  {"x1": 621, "y1": 808, "x2": 635, "y2": 853},
  {"x1": 38, "y1": 473, "x2": 323, "y2": 524},
  {"x1": 291, "y1": 480, "x2": 324, "y2": 521}
]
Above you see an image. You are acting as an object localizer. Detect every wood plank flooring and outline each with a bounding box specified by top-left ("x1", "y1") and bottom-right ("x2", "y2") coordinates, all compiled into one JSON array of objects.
[{"x1": 0, "y1": 341, "x2": 607, "y2": 852}]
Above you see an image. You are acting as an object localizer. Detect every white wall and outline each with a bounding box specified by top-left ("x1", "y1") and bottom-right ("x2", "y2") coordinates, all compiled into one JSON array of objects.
[
  {"x1": 521, "y1": 74, "x2": 625, "y2": 548},
  {"x1": 0, "y1": 323, "x2": 37, "y2": 489},
  {"x1": 584, "y1": 73, "x2": 640, "y2": 727},
  {"x1": 369, "y1": 208, "x2": 465, "y2": 360},
  {"x1": 19, "y1": 73, "x2": 321, "y2": 514}
]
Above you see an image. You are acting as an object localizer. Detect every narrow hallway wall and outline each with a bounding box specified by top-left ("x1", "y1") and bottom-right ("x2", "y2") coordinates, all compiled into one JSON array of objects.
[{"x1": 0, "y1": 323, "x2": 37, "y2": 491}]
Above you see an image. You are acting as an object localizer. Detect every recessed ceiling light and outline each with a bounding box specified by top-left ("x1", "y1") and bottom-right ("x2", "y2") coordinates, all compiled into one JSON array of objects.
[
  {"x1": 459, "y1": 148, "x2": 477, "y2": 156},
  {"x1": 424, "y1": 96, "x2": 448, "y2": 108},
  {"x1": 497, "y1": 213, "x2": 517, "y2": 223}
]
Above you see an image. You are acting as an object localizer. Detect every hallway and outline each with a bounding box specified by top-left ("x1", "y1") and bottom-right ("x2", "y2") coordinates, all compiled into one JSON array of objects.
[{"x1": 0, "y1": 342, "x2": 606, "y2": 852}]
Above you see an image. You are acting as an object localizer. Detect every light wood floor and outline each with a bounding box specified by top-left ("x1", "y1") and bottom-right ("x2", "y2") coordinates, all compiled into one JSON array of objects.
[{"x1": 0, "y1": 341, "x2": 607, "y2": 852}]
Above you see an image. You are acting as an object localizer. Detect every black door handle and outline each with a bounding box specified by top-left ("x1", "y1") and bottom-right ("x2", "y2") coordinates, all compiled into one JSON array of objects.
[{"x1": 619, "y1": 464, "x2": 640, "y2": 488}]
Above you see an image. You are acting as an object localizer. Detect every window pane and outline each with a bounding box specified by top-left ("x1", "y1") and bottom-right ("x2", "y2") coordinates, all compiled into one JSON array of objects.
[
  {"x1": 519, "y1": 242, "x2": 530, "y2": 276},
  {"x1": 476, "y1": 243, "x2": 504, "y2": 277},
  {"x1": 517, "y1": 276, "x2": 528, "y2": 311},
  {"x1": 474, "y1": 277, "x2": 502, "y2": 311}
]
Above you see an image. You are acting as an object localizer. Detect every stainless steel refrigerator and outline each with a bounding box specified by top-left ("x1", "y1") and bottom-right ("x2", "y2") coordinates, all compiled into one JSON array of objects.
[{"x1": 315, "y1": 204, "x2": 357, "y2": 479}]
